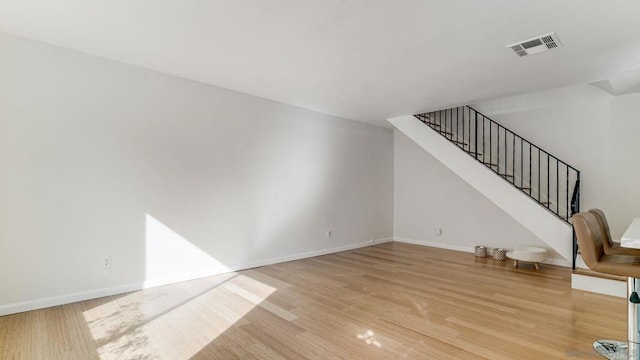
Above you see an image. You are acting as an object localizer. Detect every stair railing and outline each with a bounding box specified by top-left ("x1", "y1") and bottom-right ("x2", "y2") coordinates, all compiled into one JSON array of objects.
[
  {"x1": 570, "y1": 179, "x2": 580, "y2": 270},
  {"x1": 415, "y1": 106, "x2": 580, "y2": 227}
]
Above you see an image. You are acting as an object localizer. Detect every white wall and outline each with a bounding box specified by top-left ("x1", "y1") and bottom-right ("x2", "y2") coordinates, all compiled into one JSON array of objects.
[
  {"x1": 608, "y1": 93, "x2": 640, "y2": 236},
  {"x1": 473, "y1": 84, "x2": 640, "y2": 239},
  {"x1": 0, "y1": 32, "x2": 394, "y2": 314},
  {"x1": 394, "y1": 130, "x2": 564, "y2": 261}
]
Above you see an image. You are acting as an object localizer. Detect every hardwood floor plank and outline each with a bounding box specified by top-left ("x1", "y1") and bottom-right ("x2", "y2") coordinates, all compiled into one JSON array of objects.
[{"x1": 0, "y1": 243, "x2": 627, "y2": 359}]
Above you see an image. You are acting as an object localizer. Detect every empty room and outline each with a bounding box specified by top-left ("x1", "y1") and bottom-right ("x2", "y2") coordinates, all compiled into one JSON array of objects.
[{"x1": 2, "y1": 1, "x2": 640, "y2": 359}]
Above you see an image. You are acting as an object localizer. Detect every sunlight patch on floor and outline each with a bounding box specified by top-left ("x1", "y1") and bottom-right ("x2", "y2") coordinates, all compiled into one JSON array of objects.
[
  {"x1": 82, "y1": 275, "x2": 276, "y2": 359},
  {"x1": 357, "y1": 329, "x2": 382, "y2": 348}
]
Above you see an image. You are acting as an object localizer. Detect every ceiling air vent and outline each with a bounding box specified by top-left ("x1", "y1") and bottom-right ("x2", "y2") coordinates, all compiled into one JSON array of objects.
[{"x1": 507, "y1": 32, "x2": 562, "y2": 57}]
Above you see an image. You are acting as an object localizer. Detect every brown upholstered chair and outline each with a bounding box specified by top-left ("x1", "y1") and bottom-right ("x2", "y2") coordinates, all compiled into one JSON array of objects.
[
  {"x1": 589, "y1": 208, "x2": 640, "y2": 256},
  {"x1": 573, "y1": 212, "x2": 640, "y2": 277},
  {"x1": 573, "y1": 212, "x2": 640, "y2": 359}
]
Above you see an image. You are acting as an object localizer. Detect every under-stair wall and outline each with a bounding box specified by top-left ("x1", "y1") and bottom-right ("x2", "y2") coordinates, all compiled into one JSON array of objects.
[
  {"x1": 394, "y1": 130, "x2": 567, "y2": 264},
  {"x1": 390, "y1": 114, "x2": 574, "y2": 262}
]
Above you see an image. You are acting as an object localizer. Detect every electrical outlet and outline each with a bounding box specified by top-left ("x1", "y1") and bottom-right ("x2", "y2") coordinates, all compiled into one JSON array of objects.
[
  {"x1": 327, "y1": 230, "x2": 333, "y2": 239},
  {"x1": 104, "y1": 257, "x2": 112, "y2": 269},
  {"x1": 434, "y1": 227, "x2": 443, "y2": 236}
]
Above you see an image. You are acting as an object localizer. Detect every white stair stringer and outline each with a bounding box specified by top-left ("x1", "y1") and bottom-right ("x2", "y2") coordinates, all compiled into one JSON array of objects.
[{"x1": 389, "y1": 115, "x2": 573, "y2": 261}]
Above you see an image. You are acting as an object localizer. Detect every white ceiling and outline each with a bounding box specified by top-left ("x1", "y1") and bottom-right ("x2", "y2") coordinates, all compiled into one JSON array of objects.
[
  {"x1": 591, "y1": 67, "x2": 640, "y2": 96},
  {"x1": 1, "y1": 0, "x2": 640, "y2": 127}
]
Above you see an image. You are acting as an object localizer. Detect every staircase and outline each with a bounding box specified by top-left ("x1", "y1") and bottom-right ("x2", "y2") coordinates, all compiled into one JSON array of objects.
[{"x1": 389, "y1": 106, "x2": 580, "y2": 264}]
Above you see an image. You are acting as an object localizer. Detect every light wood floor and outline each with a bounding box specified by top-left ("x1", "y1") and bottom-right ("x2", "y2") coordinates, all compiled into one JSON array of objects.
[{"x1": 0, "y1": 242, "x2": 626, "y2": 359}]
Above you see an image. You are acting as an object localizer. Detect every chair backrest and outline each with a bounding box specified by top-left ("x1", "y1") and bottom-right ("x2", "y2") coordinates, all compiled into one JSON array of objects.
[
  {"x1": 589, "y1": 209, "x2": 614, "y2": 249},
  {"x1": 572, "y1": 212, "x2": 605, "y2": 269}
]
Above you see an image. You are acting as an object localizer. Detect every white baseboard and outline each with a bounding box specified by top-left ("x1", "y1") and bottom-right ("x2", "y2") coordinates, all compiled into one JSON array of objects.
[
  {"x1": 373, "y1": 237, "x2": 394, "y2": 245},
  {"x1": 394, "y1": 237, "x2": 475, "y2": 253},
  {"x1": 0, "y1": 237, "x2": 392, "y2": 317},
  {"x1": 393, "y1": 237, "x2": 571, "y2": 267},
  {"x1": 543, "y1": 258, "x2": 571, "y2": 267},
  {"x1": 0, "y1": 282, "x2": 146, "y2": 317}
]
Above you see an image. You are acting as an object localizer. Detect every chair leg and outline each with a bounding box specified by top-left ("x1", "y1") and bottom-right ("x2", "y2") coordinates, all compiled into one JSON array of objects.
[
  {"x1": 513, "y1": 260, "x2": 518, "y2": 267},
  {"x1": 593, "y1": 340, "x2": 628, "y2": 359},
  {"x1": 629, "y1": 277, "x2": 640, "y2": 358},
  {"x1": 534, "y1": 262, "x2": 539, "y2": 270},
  {"x1": 592, "y1": 277, "x2": 640, "y2": 359}
]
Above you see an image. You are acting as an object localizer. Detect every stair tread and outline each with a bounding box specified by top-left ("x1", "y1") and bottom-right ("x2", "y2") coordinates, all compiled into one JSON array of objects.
[{"x1": 574, "y1": 268, "x2": 626, "y2": 282}]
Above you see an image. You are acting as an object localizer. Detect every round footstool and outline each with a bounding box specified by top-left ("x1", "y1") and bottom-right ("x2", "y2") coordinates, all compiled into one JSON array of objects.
[{"x1": 506, "y1": 246, "x2": 548, "y2": 270}]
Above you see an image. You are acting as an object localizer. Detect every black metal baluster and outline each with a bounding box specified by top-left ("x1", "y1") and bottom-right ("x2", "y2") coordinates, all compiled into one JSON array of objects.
[
  {"x1": 482, "y1": 115, "x2": 493, "y2": 164},
  {"x1": 468, "y1": 108, "x2": 478, "y2": 151},
  {"x1": 504, "y1": 129, "x2": 508, "y2": 177},
  {"x1": 459, "y1": 106, "x2": 462, "y2": 145},
  {"x1": 520, "y1": 138, "x2": 523, "y2": 189},
  {"x1": 452, "y1": 108, "x2": 455, "y2": 141},
  {"x1": 497, "y1": 126, "x2": 500, "y2": 174},
  {"x1": 456, "y1": 107, "x2": 464, "y2": 143},
  {"x1": 469, "y1": 108, "x2": 478, "y2": 151},
  {"x1": 456, "y1": 107, "x2": 459, "y2": 145},
  {"x1": 444, "y1": 109, "x2": 447, "y2": 138},
  {"x1": 547, "y1": 153, "x2": 550, "y2": 208},
  {"x1": 450, "y1": 108, "x2": 453, "y2": 140},
  {"x1": 448, "y1": 109, "x2": 451, "y2": 140},
  {"x1": 449, "y1": 108, "x2": 453, "y2": 140},
  {"x1": 566, "y1": 166, "x2": 569, "y2": 220},
  {"x1": 474, "y1": 111, "x2": 478, "y2": 157},
  {"x1": 463, "y1": 107, "x2": 466, "y2": 149},
  {"x1": 482, "y1": 116, "x2": 486, "y2": 162},
  {"x1": 512, "y1": 133, "x2": 515, "y2": 184},
  {"x1": 449, "y1": 109, "x2": 454, "y2": 140},
  {"x1": 446, "y1": 109, "x2": 450, "y2": 140},
  {"x1": 556, "y1": 159, "x2": 559, "y2": 214},
  {"x1": 576, "y1": 172, "x2": 581, "y2": 212},
  {"x1": 537, "y1": 149, "x2": 540, "y2": 201},
  {"x1": 529, "y1": 143, "x2": 532, "y2": 195}
]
